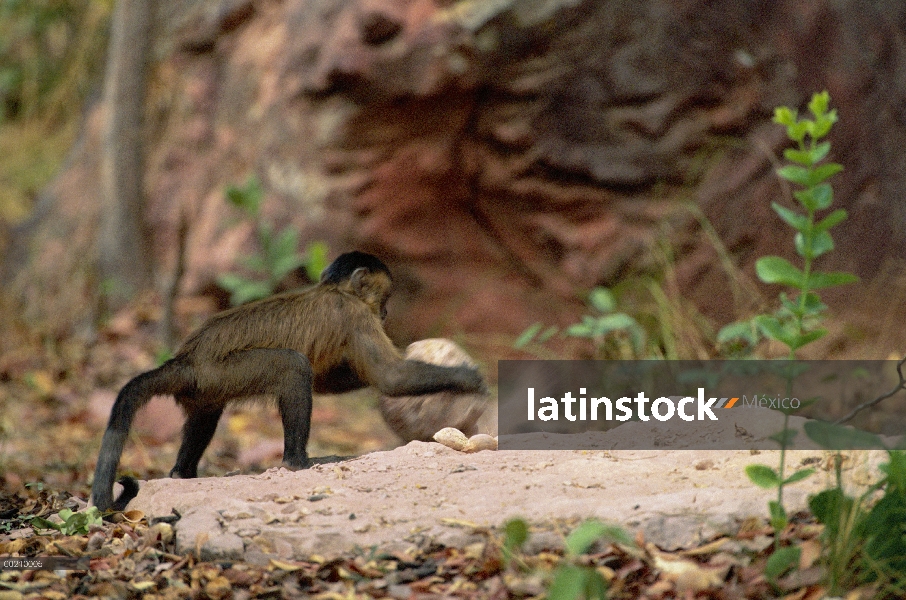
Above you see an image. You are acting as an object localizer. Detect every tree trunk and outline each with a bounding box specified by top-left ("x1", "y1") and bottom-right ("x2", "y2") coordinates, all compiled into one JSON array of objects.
[{"x1": 98, "y1": 0, "x2": 153, "y2": 309}]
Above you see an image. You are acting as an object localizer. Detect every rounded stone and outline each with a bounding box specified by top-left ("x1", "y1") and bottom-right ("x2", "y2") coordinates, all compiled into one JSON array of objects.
[{"x1": 379, "y1": 339, "x2": 489, "y2": 442}]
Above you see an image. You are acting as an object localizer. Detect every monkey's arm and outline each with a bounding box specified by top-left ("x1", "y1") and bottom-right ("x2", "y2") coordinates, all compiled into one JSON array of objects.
[
  {"x1": 346, "y1": 321, "x2": 485, "y2": 396},
  {"x1": 379, "y1": 358, "x2": 486, "y2": 396}
]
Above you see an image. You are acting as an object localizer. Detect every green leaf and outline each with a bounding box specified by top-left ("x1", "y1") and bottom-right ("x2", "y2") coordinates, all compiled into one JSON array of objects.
[
  {"x1": 764, "y1": 546, "x2": 800, "y2": 582},
  {"x1": 565, "y1": 322, "x2": 594, "y2": 337},
  {"x1": 755, "y1": 315, "x2": 794, "y2": 347},
  {"x1": 565, "y1": 520, "x2": 608, "y2": 555},
  {"x1": 812, "y1": 183, "x2": 833, "y2": 210},
  {"x1": 803, "y1": 420, "x2": 888, "y2": 450},
  {"x1": 746, "y1": 464, "x2": 781, "y2": 489},
  {"x1": 808, "y1": 271, "x2": 859, "y2": 289},
  {"x1": 777, "y1": 165, "x2": 811, "y2": 186},
  {"x1": 793, "y1": 183, "x2": 832, "y2": 212},
  {"x1": 585, "y1": 570, "x2": 609, "y2": 599},
  {"x1": 809, "y1": 141, "x2": 831, "y2": 163},
  {"x1": 717, "y1": 320, "x2": 759, "y2": 345},
  {"x1": 771, "y1": 203, "x2": 808, "y2": 230},
  {"x1": 225, "y1": 176, "x2": 263, "y2": 216},
  {"x1": 814, "y1": 208, "x2": 848, "y2": 232},
  {"x1": 537, "y1": 326, "x2": 559, "y2": 343},
  {"x1": 514, "y1": 323, "x2": 543, "y2": 349},
  {"x1": 795, "y1": 230, "x2": 834, "y2": 259},
  {"x1": 882, "y1": 449, "x2": 906, "y2": 485},
  {"x1": 565, "y1": 520, "x2": 634, "y2": 555},
  {"x1": 257, "y1": 221, "x2": 274, "y2": 249},
  {"x1": 783, "y1": 468, "x2": 815, "y2": 485},
  {"x1": 782, "y1": 147, "x2": 814, "y2": 166},
  {"x1": 593, "y1": 313, "x2": 639, "y2": 336},
  {"x1": 808, "y1": 488, "x2": 851, "y2": 532},
  {"x1": 755, "y1": 256, "x2": 806, "y2": 288},
  {"x1": 791, "y1": 181, "x2": 836, "y2": 212},
  {"x1": 547, "y1": 565, "x2": 588, "y2": 600},
  {"x1": 800, "y1": 292, "x2": 827, "y2": 315},
  {"x1": 798, "y1": 397, "x2": 820, "y2": 411},
  {"x1": 786, "y1": 121, "x2": 808, "y2": 143},
  {"x1": 768, "y1": 500, "x2": 788, "y2": 532},
  {"x1": 787, "y1": 329, "x2": 828, "y2": 351},
  {"x1": 225, "y1": 184, "x2": 247, "y2": 210},
  {"x1": 813, "y1": 109, "x2": 838, "y2": 138},
  {"x1": 773, "y1": 106, "x2": 797, "y2": 126},
  {"x1": 304, "y1": 241, "x2": 330, "y2": 281},
  {"x1": 30, "y1": 517, "x2": 61, "y2": 532},
  {"x1": 503, "y1": 518, "x2": 529, "y2": 551},
  {"x1": 807, "y1": 163, "x2": 843, "y2": 188},
  {"x1": 808, "y1": 91, "x2": 830, "y2": 117},
  {"x1": 782, "y1": 141, "x2": 829, "y2": 166},
  {"x1": 588, "y1": 287, "x2": 616, "y2": 313}
]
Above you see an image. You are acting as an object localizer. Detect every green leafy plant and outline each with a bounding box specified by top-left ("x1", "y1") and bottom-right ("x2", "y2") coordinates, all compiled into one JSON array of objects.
[
  {"x1": 752, "y1": 92, "x2": 857, "y2": 355},
  {"x1": 719, "y1": 91, "x2": 857, "y2": 358},
  {"x1": 802, "y1": 417, "x2": 906, "y2": 594},
  {"x1": 516, "y1": 287, "x2": 646, "y2": 358},
  {"x1": 804, "y1": 442, "x2": 906, "y2": 596},
  {"x1": 217, "y1": 176, "x2": 330, "y2": 305},
  {"x1": 731, "y1": 138, "x2": 906, "y2": 590},
  {"x1": 718, "y1": 91, "x2": 859, "y2": 583},
  {"x1": 30, "y1": 506, "x2": 103, "y2": 536},
  {"x1": 502, "y1": 517, "x2": 634, "y2": 600}
]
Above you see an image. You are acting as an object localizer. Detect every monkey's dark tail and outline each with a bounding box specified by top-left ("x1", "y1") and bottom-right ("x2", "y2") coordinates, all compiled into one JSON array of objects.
[{"x1": 91, "y1": 360, "x2": 192, "y2": 511}]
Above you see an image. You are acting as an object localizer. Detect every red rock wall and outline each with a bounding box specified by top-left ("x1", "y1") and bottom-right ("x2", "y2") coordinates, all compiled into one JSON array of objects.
[{"x1": 9, "y1": 0, "x2": 906, "y2": 354}]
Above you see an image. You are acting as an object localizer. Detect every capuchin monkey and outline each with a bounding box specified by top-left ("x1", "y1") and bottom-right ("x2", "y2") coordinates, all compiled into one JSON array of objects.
[{"x1": 91, "y1": 251, "x2": 485, "y2": 511}]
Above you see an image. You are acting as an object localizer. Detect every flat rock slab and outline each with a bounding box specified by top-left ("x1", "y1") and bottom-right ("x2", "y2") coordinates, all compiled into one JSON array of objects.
[{"x1": 130, "y1": 441, "x2": 887, "y2": 562}]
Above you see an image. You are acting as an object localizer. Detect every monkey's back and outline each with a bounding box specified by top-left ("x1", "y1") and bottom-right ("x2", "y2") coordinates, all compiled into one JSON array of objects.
[{"x1": 176, "y1": 287, "x2": 364, "y2": 373}]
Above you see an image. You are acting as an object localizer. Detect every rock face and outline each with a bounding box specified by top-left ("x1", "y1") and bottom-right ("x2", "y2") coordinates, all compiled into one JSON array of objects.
[{"x1": 9, "y1": 0, "x2": 906, "y2": 352}]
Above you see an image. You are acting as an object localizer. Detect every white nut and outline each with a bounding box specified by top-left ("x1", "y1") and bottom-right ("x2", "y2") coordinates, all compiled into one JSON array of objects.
[
  {"x1": 463, "y1": 434, "x2": 498, "y2": 453},
  {"x1": 433, "y1": 427, "x2": 469, "y2": 451}
]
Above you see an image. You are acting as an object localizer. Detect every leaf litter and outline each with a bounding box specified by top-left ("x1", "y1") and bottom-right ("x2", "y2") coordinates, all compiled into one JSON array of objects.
[{"x1": 0, "y1": 304, "x2": 886, "y2": 598}]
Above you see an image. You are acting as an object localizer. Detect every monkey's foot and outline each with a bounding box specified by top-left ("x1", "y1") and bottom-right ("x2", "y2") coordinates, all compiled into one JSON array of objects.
[{"x1": 281, "y1": 460, "x2": 310, "y2": 471}]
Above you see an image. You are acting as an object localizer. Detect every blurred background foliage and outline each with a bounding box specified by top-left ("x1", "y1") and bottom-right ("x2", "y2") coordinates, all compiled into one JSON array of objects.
[{"x1": 0, "y1": 0, "x2": 112, "y2": 223}]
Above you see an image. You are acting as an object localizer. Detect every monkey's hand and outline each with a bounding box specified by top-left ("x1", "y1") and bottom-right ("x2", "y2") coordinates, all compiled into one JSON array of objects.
[
  {"x1": 458, "y1": 364, "x2": 489, "y2": 394},
  {"x1": 435, "y1": 363, "x2": 488, "y2": 395}
]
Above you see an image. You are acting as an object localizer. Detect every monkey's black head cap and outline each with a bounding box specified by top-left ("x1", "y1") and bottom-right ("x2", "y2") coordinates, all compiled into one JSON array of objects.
[{"x1": 321, "y1": 251, "x2": 392, "y2": 284}]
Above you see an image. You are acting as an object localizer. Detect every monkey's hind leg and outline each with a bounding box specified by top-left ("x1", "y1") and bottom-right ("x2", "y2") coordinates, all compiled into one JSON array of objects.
[
  {"x1": 277, "y1": 362, "x2": 314, "y2": 469},
  {"x1": 170, "y1": 404, "x2": 224, "y2": 479},
  {"x1": 197, "y1": 348, "x2": 314, "y2": 471}
]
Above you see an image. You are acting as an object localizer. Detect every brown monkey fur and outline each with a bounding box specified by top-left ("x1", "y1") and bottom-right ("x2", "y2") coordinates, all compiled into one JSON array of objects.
[{"x1": 91, "y1": 251, "x2": 485, "y2": 511}]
